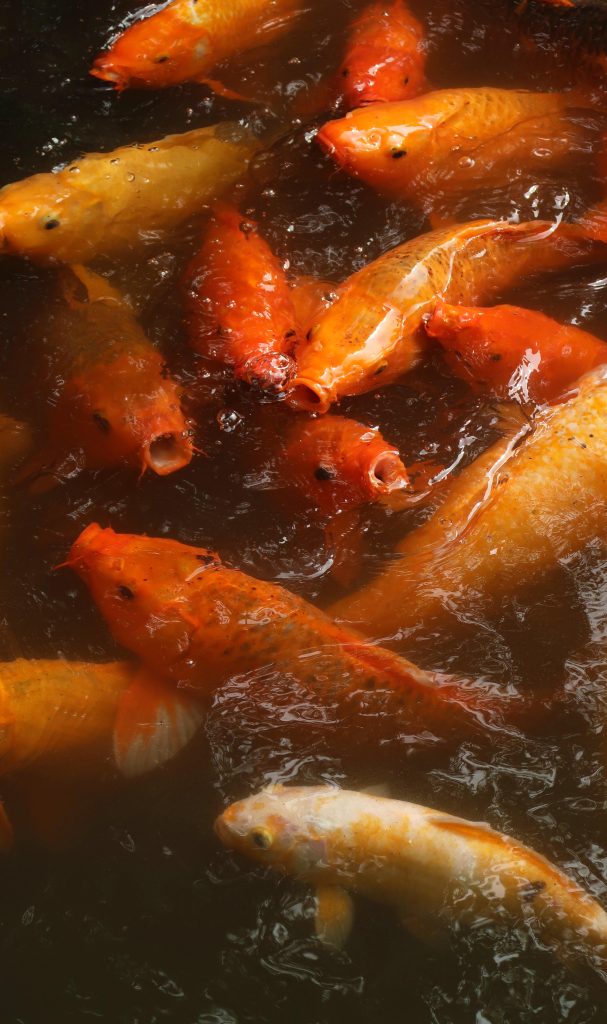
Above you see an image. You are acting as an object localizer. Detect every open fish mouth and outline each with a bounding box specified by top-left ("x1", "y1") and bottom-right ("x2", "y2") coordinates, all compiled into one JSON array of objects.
[{"x1": 141, "y1": 432, "x2": 193, "y2": 476}]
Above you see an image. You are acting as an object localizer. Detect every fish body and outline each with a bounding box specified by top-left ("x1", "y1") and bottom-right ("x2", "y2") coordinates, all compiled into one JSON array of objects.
[
  {"x1": 426, "y1": 300, "x2": 607, "y2": 403},
  {"x1": 25, "y1": 265, "x2": 193, "y2": 479},
  {"x1": 66, "y1": 524, "x2": 495, "y2": 731},
  {"x1": 0, "y1": 124, "x2": 258, "y2": 264},
  {"x1": 288, "y1": 219, "x2": 596, "y2": 411},
  {"x1": 0, "y1": 660, "x2": 134, "y2": 775},
  {"x1": 317, "y1": 88, "x2": 594, "y2": 203},
  {"x1": 339, "y1": 0, "x2": 428, "y2": 108},
  {"x1": 184, "y1": 203, "x2": 298, "y2": 393},
  {"x1": 330, "y1": 366, "x2": 607, "y2": 638},
  {"x1": 91, "y1": 0, "x2": 302, "y2": 90},
  {"x1": 277, "y1": 415, "x2": 409, "y2": 517},
  {"x1": 216, "y1": 785, "x2": 607, "y2": 968}
]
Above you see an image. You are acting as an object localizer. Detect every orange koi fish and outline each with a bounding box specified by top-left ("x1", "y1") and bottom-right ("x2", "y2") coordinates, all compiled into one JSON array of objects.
[
  {"x1": 216, "y1": 785, "x2": 607, "y2": 971},
  {"x1": 184, "y1": 203, "x2": 298, "y2": 393},
  {"x1": 330, "y1": 366, "x2": 607, "y2": 639},
  {"x1": 276, "y1": 415, "x2": 410, "y2": 518},
  {"x1": 339, "y1": 0, "x2": 428, "y2": 108},
  {"x1": 317, "y1": 88, "x2": 596, "y2": 204},
  {"x1": 91, "y1": 0, "x2": 302, "y2": 92},
  {"x1": 288, "y1": 219, "x2": 599, "y2": 412},
  {"x1": 426, "y1": 300, "x2": 607, "y2": 403},
  {"x1": 0, "y1": 124, "x2": 258, "y2": 264},
  {"x1": 66, "y1": 524, "x2": 503, "y2": 743},
  {"x1": 0, "y1": 659, "x2": 202, "y2": 780},
  {"x1": 23, "y1": 265, "x2": 193, "y2": 483}
]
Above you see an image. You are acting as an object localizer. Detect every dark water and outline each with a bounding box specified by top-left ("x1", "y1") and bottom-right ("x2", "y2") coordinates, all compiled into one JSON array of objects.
[{"x1": 3, "y1": 0, "x2": 607, "y2": 1020}]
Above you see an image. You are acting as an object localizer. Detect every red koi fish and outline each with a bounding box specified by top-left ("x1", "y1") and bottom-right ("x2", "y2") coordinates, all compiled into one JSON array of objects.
[
  {"x1": 184, "y1": 203, "x2": 298, "y2": 394},
  {"x1": 277, "y1": 415, "x2": 409, "y2": 518},
  {"x1": 317, "y1": 88, "x2": 597, "y2": 206},
  {"x1": 91, "y1": 0, "x2": 302, "y2": 92},
  {"x1": 339, "y1": 0, "x2": 428, "y2": 108},
  {"x1": 426, "y1": 301, "x2": 607, "y2": 403},
  {"x1": 22, "y1": 265, "x2": 193, "y2": 484},
  {"x1": 66, "y1": 524, "x2": 504, "y2": 746},
  {"x1": 288, "y1": 219, "x2": 601, "y2": 412}
]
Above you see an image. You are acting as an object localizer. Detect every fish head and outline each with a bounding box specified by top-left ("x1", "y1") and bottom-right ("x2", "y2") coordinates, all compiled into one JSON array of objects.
[
  {"x1": 60, "y1": 352, "x2": 194, "y2": 477},
  {"x1": 215, "y1": 785, "x2": 344, "y2": 880},
  {"x1": 316, "y1": 102, "x2": 436, "y2": 192},
  {"x1": 66, "y1": 524, "x2": 221, "y2": 679},
  {"x1": 91, "y1": 13, "x2": 211, "y2": 90}
]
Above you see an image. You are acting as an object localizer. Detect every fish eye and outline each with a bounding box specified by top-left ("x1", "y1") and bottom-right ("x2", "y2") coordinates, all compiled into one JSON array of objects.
[
  {"x1": 116, "y1": 585, "x2": 135, "y2": 601},
  {"x1": 93, "y1": 412, "x2": 111, "y2": 433},
  {"x1": 251, "y1": 828, "x2": 273, "y2": 850}
]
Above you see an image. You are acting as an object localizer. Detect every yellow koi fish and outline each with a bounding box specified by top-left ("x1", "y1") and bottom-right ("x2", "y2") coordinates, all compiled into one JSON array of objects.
[
  {"x1": 216, "y1": 784, "x2": 607, "y2": 972},
  {"x1": 330, "y1": 366, "x2": 607, "y2": 639},
  {"x1": 0, "y1": 123, "x2": 259, "y2": 264},
  {"x1": 0, "y1": 659, "x2": 203, "y2": 779}
]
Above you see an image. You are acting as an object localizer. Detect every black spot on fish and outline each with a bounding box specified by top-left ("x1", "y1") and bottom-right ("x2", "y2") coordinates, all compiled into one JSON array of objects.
[
  {"x1": 490, "y1": 353, "x2": 502, "y2": 362},
  {"x1": 195, "y1": 554, "x2": 216, "y2": 566},
  {"x1": 44, "y1": 219, "x2": 60, "y2": 230},
  {"x1": 117, "y1": 585, "x2": 135, "y2": 601},
  {"x1": 93, "y1": 413, "x2": 111, "y2": 434},
  {"x1": 391, "y1": 149, "x2": 407, "y2": 159},
  {"x1": 154, "y1": 55, "x2": 169, "y2": 63},
  {"x1": 315, "y1": 465, "x2": 337, "y2": 481},
  {"x1": 520, "y1": 880, "x2": 546, "y2": 903},
  {"x1": 403, "y1": 76, "x2": 410, "y2": 85},
  {"x1": 342, "y1": 67, "x2": 350, "y2": 77}
]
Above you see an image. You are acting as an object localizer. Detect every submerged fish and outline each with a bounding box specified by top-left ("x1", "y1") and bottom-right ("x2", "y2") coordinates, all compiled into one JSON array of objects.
[
  {"x1": 0, "y1": 659, "x2": 202, "y2": 779},
  {"x1": 216, "y1": 784, "x2": 607, "y2": 971},
  {"x1": 288, "y1": 219, "x2": 599, "y2": 411},
  {"x1": 22, "y1": 265, "x2": 193, "y2": 482},
  {"x1": 91, "y1": 0, "x2": 302, "y2": 91},
  {"x1": 339, "y1": 0, "x2": 428, "y2": 108},
  {"x1": 275, "y1": 415, "x2": 410, "y2": 518},
  {"x1": 65, "y1": 524, "x2": 502, "y2": 741},
  {"x1": 330, "y1": 366, "x2": 607, "y2": 639},
  {"x1": 184, "y1": 203, "x2": 298, "y2": 393},
  {"x1": 426, "y1": 300, "x2": 607, "y2": 403},
  {"x1": 0, "y1": 124, "x2": 258, "y2": 264},
  {"x1": 317, "y1": 88, "x2": 599, "y2": 205}
]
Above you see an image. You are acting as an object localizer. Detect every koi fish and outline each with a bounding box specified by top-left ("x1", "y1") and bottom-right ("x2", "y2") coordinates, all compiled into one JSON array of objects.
[
  {"x1": 426, "y1": 300, "x2": 607, "y2": 404},
  {"x1": 65, "y1": 524, "x2": 504, "y2": 743},
  {"x1": 288, "y1": 219, "x2": 600, "y2": 411},
  {"x1": 317, "y1": 88, "x2": 597, "y2": 204},
  {"x1": 339, "y1": 0, "x2": 428, "y2": 108},
  {"x1": 0, "y1": 123, "x2": 258, "y2": 264},
  {"x1": 22, "y1": 265, "x2": 193, "y2": 483},
  {"x1": 184, "y1": 203, "x2": 298, "y2": 393},
  {"x1": 330, "y1": 366, "x2": 607, "y2": 639},
  {"x1": 91, "y1": 0, "x2": 302, "y2": 92},
  {"x1": 0, "y1": 659, "x2": 203, "y2": 779},
  {"x1": 275, "y1": 415, "x2": 410, "y2": 518},
  {"x1": 215, "y1": 784, "x2": 607, "y2": 971}
]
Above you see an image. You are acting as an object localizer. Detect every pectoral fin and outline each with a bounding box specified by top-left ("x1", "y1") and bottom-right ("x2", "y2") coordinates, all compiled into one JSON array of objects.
[
  {"x1": 314, "y1": 885, "x2": 354, "y2": 949},
  {"x1": 113, "y1": 670, "x2": 204, "y2": 778},
  {"x1": 194, "y1": 77, "x2": 262, "y2": 104}
]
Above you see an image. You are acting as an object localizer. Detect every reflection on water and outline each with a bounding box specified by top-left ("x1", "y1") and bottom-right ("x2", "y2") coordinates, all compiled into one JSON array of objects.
[{"x1": 2, "y1": 0, "x2": 607, "y2": 1019}]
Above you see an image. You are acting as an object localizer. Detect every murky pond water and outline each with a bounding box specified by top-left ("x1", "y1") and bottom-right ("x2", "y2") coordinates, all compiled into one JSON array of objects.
[{"x1": 3, "y1": 0, "x2": 607, "y2": 1020}]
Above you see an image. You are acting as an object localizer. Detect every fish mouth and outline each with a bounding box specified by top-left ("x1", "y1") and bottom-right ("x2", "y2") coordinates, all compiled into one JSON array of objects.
[
  {"x1": 90, "y1": 59, "x2": 127, "y2": 90},
  {"x1": 287, "y1": 378, "x2": 332, "y2": 413},
  {"x1": 368, "y1": 452, "x2": 409, "y2": 494},
  {"x1": 141, "y1": 432, "x2": 193, "y2": 477}
]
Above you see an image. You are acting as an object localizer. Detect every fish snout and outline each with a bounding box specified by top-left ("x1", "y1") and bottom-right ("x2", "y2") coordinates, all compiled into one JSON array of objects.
[
  {"x1": 90, "y1": 57, "x2": 128, "y2": 91},
  {"x1": 287, "y1": 377, "x2": 333, "y2": 414}
]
